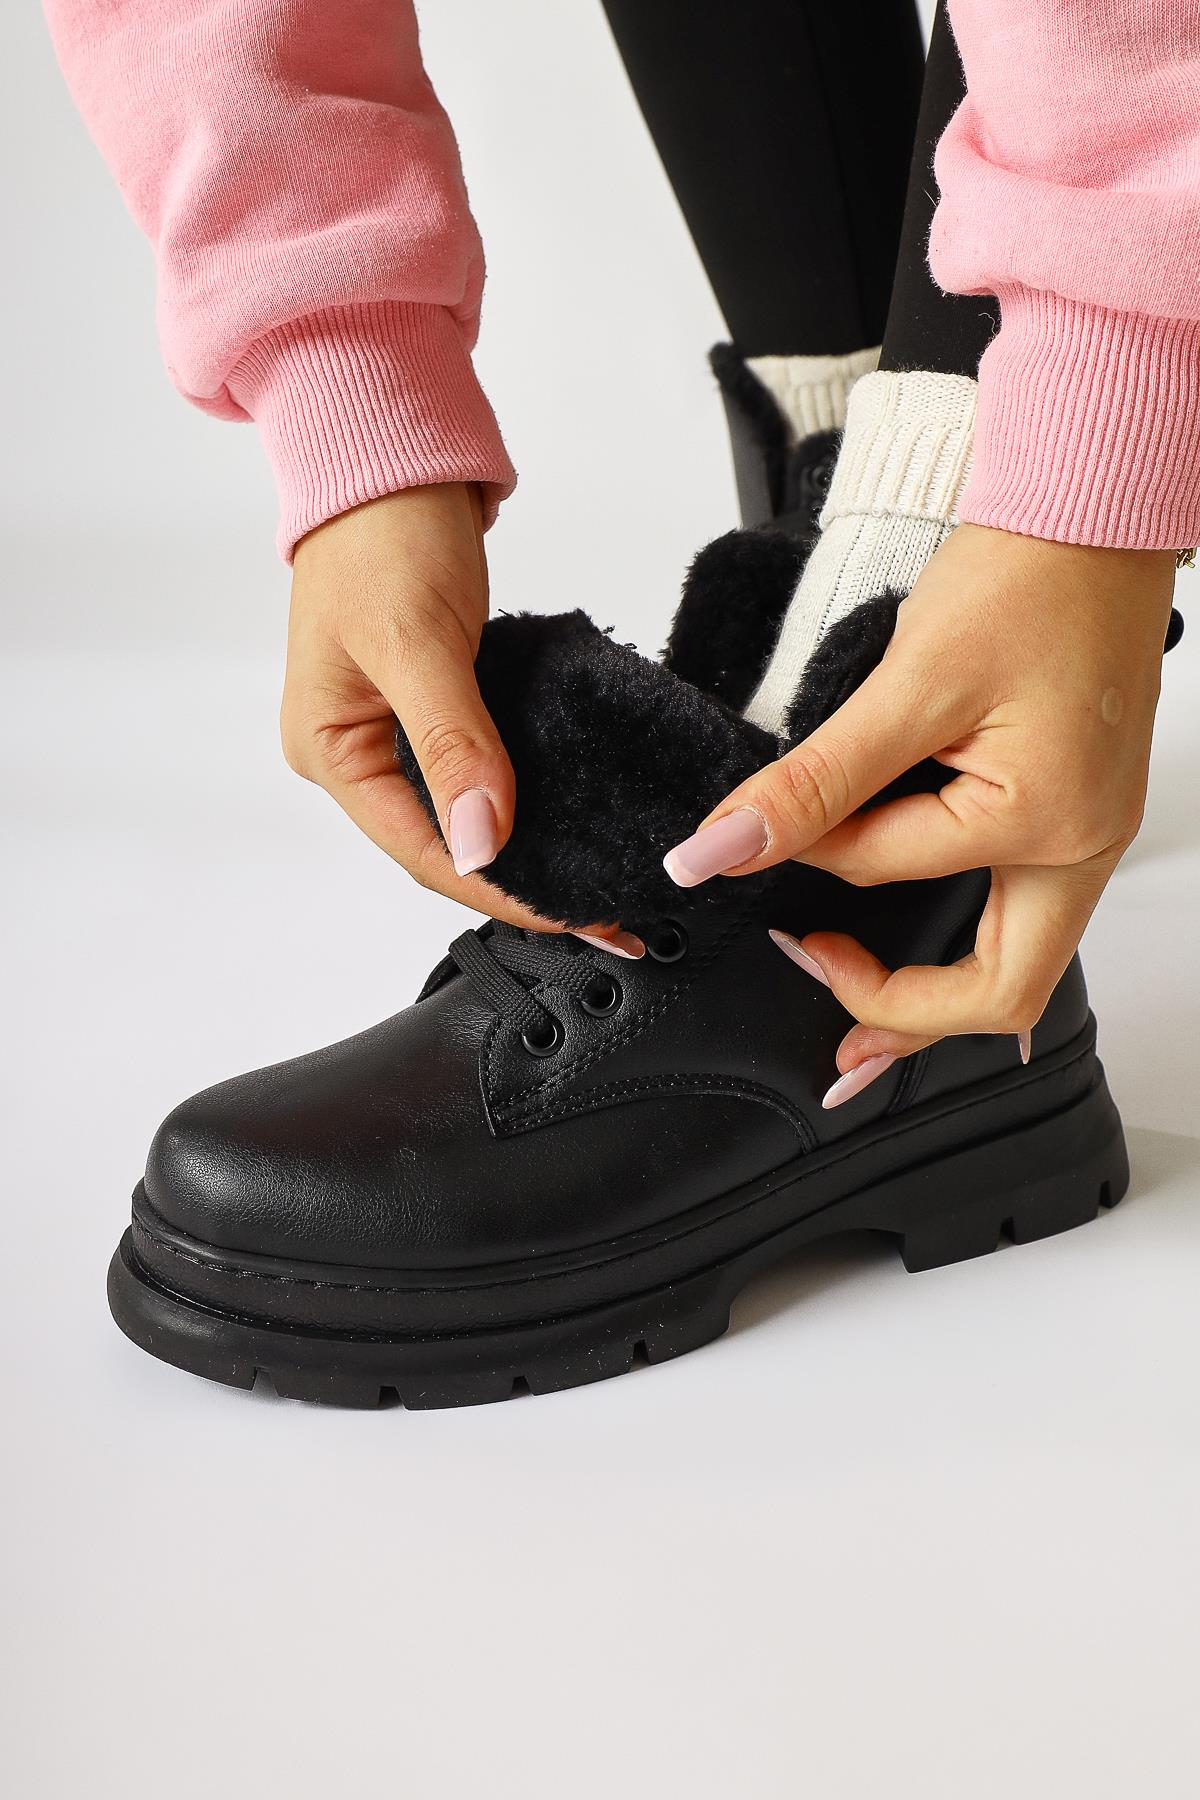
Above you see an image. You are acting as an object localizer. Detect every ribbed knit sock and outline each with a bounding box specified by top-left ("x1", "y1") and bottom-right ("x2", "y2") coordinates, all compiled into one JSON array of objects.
[
  {"x1": 746, "y1": 345, "x2": 880, "y2": 443},
  {"x1": 745, "y1": 368, "x2": 977, "y2": 734}
]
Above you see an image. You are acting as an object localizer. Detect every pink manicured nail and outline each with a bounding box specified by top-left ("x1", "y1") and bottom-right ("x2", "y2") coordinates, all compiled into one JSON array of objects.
[
  {"x1": 663, "y1": 807, "x2": 767, "y2": 888},
  {"x1": 768, "y1": 929, "x2": 829, "y2": 986},
  {"x1": 448, "y1": 788, "x2": 499, "y2": 877},
  {"x1": 572, "y1": 930, "x2": 646, "y2": 960},
  {"x1": 822, "y1": 1054, "x2": 897, "y2": 1110},
  {"x1": 1018, "y1": 1030, "x2": 1032, "y2": 1065}
]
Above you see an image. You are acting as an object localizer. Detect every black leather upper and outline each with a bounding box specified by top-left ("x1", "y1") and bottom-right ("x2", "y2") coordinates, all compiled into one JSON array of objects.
[
  {"x1": 144, "y1": 859, "x2": 1090, "y2": 1272},
  {"x1": 142, "y1": 367, "x2": 1098, "y2": 1281}
]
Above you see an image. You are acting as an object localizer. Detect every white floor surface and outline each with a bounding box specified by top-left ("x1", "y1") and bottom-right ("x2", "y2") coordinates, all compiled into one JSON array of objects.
[{"x1": 4, "y1": 5, "x2": 1198, "y2": 1795}]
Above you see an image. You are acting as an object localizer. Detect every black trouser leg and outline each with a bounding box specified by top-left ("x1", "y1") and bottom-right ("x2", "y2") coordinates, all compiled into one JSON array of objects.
[
  {"x1": 879, "y1": 2, "x2": 999, "y2": 376},
  {"x1": 600, "y1": 0, "x2": 925, "y2": 357}
]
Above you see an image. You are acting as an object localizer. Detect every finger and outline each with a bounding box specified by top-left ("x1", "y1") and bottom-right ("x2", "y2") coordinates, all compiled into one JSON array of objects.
[
  {"x1": 313, "y1": 760, "x2": 644, "y2": 953},
  {"x1": 315, "y1": 759, "x2": 544, "y2": 924},
  {"x1": 830, "y1": 1020, "x2": 1032, "y2": 1094},
  {"x1": 835, "y1": 1024, "x2": 936, "y2": 1071},
  {"x1": 833, "y1": 1004, "x2": 1029, "y2": 1088},
  {"x1": 570, "y1": 929, "x2": 647, "y2": 960},
  {"x1": 664, "y1": 653, "x2": 967, "y2": 884},
  {"x1": 365, "y1": 604, "x2": 517, "y2": 879},
  {"x1": 769, "y1": 926, "x2": 938, "y2": 1107},
  {"x1": 793, "y1": 861, "x2": 1110, "y2": 1042},
  {"x1": 799, "y1": 772, "x2": 1023, "y2": 886},
  {"x1": 821, "y1": 1016, "x2": 1028, "y2": 1109}
]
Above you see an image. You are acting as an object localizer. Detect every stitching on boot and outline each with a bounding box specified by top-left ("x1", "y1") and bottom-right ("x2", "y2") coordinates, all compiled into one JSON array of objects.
[
  {"x1": 484, "y1": 896, "x2": 763, "y2": 1115},
  {"x1": 131, "y1": 1041, "x2": 1096, "y2": 1302},
  {"x1": 888, "y1": 1047, "x2": 932, "y2": 1115},
  {"x1": 492, "y1": 1072, "x2": 816, "y2": 1146}
]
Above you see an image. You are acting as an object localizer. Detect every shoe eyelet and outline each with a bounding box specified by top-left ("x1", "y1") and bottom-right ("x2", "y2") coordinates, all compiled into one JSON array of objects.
[
  {"x1": 647, "y1": 921, "x2": 688, "y2": 964},
  {"x1": 579, "y1": 975, "x2": 622, "y2": 1018},
  {"x1": 520, "y1": 1016, "x2": 564, "y2": 1058}
]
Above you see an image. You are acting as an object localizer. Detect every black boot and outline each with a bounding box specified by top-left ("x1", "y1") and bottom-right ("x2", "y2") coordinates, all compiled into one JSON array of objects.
[
  {"x1": 709, "y1": 342, "x2": 840, "y2": 538},
  {"x1": 108, "y1": 540, "x2": 1128, "y2": 1407}
]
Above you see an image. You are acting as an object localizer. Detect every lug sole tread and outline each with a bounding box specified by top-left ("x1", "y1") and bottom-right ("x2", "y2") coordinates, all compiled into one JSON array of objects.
[{"x1": 108, "y1": 1080, "x2": 1129, "y2": 1409}]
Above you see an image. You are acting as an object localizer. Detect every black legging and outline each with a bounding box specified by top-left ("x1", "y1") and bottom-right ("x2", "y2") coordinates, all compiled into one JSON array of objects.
[
  {"x1": 600, "y1": 0, "x2": 997, "y2": 380},
  {"x1": 878, "y1": 1, "x2": 999, "y2": 375}
]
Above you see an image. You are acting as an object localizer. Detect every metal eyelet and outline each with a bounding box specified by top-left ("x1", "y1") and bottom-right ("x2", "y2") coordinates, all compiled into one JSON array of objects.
[
  {"x1": 580, "y1": 975, "x2": 622, "y2": 1018},
  {"x1": 520, "y1": 1016, "x2": 564, "y2": 1058},
  {"x1": 647, "y1": 921, "x2": 689, "y2": 964}
]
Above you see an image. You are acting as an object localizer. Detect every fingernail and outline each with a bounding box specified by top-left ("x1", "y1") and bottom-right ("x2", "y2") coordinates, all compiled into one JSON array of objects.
[
  {"x1": 663, "y1": 808, "x2": 767, "y2": 888},
  {"x1": 448, "y1": 788, "x2": 499, "y2": 877},
  {"x1": 768, "y1": 929, "x2": 829, "y2": 986},
  {"x1": 822, "y1": 1054, "x2": 897, "y2": 1111},
  {"x1": 572, "y1": 930, "x2": 646, "y2": 960},
  {"x1": 1018, "y1": 1030, "x2": 1032, "y2": 1066}
]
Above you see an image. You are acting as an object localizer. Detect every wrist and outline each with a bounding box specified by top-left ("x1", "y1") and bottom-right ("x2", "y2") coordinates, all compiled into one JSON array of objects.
[
  {"x1": 295, "y1": 480, "x2": 482, "y2": 566},
  {"x1": 959, "y1": 287, "x2": 1200, "y2": 553},
  {"x1": 957, "y1": 520, "x2": 1176, "y2": 574},
  {"x1": 950, "y1": 523, "x2": 1176, "y2": 648},
  {"x1": 226, "y1": 302, "x2": 515, "y2": 563}
]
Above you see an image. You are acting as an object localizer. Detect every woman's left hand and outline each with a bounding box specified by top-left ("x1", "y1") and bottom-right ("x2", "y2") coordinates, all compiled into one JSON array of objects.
[{"x1": 664, "y1": 523, "x2": 1176, "y2": 1081}]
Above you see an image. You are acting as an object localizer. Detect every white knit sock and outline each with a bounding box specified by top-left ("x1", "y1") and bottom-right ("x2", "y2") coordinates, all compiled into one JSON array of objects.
[
  {"x1": 745, "y1": 368, "x2": 977, "y2": 734},
  {"x1": 746, "y1": 344, "x2": 881, "y2": 442}
]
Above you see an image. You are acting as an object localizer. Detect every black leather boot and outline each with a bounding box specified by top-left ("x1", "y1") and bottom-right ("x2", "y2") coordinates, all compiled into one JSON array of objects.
[
  {"x1": 108, "y1": 541, "x2": 1129, "y2": 1408},
  {"x1": 709, "y1": 342, "x2": 839, "y2": 538}
]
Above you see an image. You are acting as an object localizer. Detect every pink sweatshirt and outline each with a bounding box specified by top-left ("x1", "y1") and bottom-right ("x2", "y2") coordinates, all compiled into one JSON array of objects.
[{"x1": 45, "y1": 0, "x2": 1200, "y2": 558}]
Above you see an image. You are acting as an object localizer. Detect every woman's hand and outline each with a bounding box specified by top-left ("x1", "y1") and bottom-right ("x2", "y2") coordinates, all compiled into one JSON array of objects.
[
  {"x1": 664, "y1": 524, "x2": 1176, "y2": 1082},
  {"x1": 282, "y1": 483, "x2": 642, "y2": 955}
]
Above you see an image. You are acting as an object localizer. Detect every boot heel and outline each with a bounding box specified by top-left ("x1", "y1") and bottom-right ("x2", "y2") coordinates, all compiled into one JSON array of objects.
[
  {"x1": 871, "y1": 1072, "x2": 1129, "y2": 1275},
  {"x1": 899, "y1": 1203, "x2": 1011, "y2": 1274}
]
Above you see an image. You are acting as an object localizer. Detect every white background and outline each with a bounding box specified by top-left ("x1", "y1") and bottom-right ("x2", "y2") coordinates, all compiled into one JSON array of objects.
[{"x1": 3, "y1": 3, "x2": 1198, "y2": 1795}]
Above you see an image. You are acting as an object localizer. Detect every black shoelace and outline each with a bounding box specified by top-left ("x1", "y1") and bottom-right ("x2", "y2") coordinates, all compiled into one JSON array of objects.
[
  {"x1": 423, "y1": 922, "x2": 612, "y2": 1056},
  {"x1": 420, "y1": 918, "x2": 689, "y2": 1054}
]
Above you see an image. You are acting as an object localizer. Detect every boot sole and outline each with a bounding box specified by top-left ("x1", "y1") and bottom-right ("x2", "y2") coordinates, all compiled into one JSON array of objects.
[{"x1": 107, "y1": 1047, "x2": 1129, "y2": 1409}]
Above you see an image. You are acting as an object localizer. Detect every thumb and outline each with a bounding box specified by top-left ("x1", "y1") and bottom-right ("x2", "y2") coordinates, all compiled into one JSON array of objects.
[
  {"x1": 665, "y1": 655, "x2": 959, "y2": 885},
  {"x1": 376, "y1": 611, "x2": 516, "y2": 879}
]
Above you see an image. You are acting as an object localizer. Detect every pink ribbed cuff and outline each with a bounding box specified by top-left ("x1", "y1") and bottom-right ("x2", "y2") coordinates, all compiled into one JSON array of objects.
[
  {"x1": 227, "y1": 300, "x2": 516, "y2": 560},
  {"x1": 961, "y1": 288, "x2": 1200, "y2": 549}
]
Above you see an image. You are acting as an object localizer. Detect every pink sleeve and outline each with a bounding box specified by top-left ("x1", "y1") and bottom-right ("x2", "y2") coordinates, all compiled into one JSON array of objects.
[
  {"x1": 931, "y1": 0, "x2": 1200, "y2": 550},
  {"x1": 43, "y1": 0, "x2": 516, "y2": 559}
]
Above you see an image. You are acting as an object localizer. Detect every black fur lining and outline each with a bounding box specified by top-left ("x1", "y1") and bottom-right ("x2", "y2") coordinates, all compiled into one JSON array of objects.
[
  {"x1": 785, "y1": 590, "x2": 955, "y2": 807},
  {"x1": 785, "y1": 591, "x2": 903, "y2": 745},
  {"x1": 392, "y1": 524, "x2": 950, "y2": 930},
  {"x1": 663, "y1": 528, "x2": 808, "y2": 713},
  {"x1": 395, "y1": 611, "x2": 778, "y2": 930}
]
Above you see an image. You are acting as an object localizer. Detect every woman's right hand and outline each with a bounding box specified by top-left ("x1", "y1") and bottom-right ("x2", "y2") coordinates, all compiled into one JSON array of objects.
[{"x1": 283, "y1": 482, "x2": 641, "y2": 954}]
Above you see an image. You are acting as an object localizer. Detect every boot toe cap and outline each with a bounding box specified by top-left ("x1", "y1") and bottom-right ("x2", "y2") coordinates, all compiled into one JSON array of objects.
[
  {"x1": 139, "y1": 1027, "x2": 457, "y2": 1266},
  {"x1": 144, "y1": 1075, "x2": 301, "y2": 1257}
]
